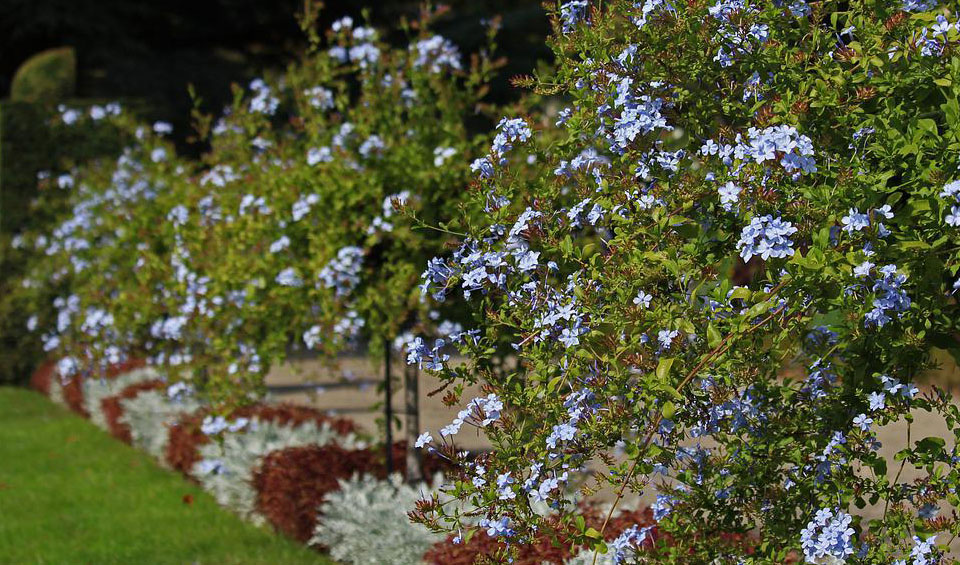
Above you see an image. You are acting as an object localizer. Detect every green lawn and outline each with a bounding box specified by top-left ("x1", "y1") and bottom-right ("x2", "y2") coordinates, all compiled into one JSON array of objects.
[{"x1": 0, "y1": 387, "x2": 332, "y2": 565}]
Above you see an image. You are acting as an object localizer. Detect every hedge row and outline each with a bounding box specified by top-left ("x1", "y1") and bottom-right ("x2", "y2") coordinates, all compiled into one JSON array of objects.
[{"x1": 28, "y1": 360, "x2": 671, "y2": 564}]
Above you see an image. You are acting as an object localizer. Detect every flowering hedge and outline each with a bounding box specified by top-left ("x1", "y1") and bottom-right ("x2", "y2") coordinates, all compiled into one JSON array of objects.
[
  {"x1": 13, "y1": 7, "x2": 504, "y2": 407},
  {"x1": 407, "y1": 1, "x2": 960, "y2": 563}
]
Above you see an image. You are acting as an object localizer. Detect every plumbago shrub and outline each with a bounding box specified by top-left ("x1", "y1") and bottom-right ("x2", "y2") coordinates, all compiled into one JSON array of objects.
[
  {"x1": 17, "y1": 8, "x2": 503, "y2": 406},
  {"x1": 409, "y1": 1, "x2": 960, "y2": 563},
  {"x1": 154, "y1": 9, "x2": 507, "y2": 404},
  {"x1": 11, "y1": 103, "x2": 184, "y2": 380}
]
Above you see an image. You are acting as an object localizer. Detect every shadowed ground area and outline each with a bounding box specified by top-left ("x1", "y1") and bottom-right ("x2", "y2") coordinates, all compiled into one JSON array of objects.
[{"x1": 0, "y1": 387, "x2": 330, "y2": 565}]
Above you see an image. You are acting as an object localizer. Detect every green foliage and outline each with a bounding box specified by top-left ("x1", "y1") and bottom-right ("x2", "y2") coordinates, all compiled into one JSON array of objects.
[
  {"x1": 0, "y1": 99, "x2": 131, "y2": 386},
  {"x1": 0, "y1": 387, "x2": 330, "y2": 564},
  {"x1": 408, "y1": 1, "x2": 960, "y2": 563},
  {"x1": 10, "y1": 7, "x2": 508, "y2": 409},
  {"x1": 10, "y1": 47, "x2": 77, "y2": 103}
]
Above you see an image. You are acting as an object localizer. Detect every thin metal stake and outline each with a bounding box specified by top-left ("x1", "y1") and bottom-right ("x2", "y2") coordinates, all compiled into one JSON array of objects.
[{"x1": 384, "y1": 343, "x2": 394, "y2": 475}]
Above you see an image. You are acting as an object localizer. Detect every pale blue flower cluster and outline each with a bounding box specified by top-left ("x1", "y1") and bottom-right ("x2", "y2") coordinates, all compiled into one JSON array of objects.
[
  {"x1": 708, "y1": 0, "x2": 768, "y2": 67},
  {"x1": 894, "y1": 535, "x2": 938, "y2": 565},
  {"x1": 940, "y1": 180, "x2": 960, "y2": 227},
  {"x1": 607, "y1": 524, "x2": 653, "y2": 563},
  {"x1": 291, "y1": 194, "x2": 319, "y2": 222},
  {"x1": 248, "y1": 79, "x2": 279, "y2": 115},
  {"x1": 201, "y1": 414, "x2": 250, "y2": 436},
  {"x1": 799, "y1": 508, "x2": 856, "y2": 564},
  {"x1": 405, "y1": 337, "x2": 450, "y2": 371},
  {"x1": 701, "y1": 125, "x2": 817, "y2": 177},
  {"x1": 304, "y1": 86, "x2": 335, "y2": 110},
  {"x1": 559, "y1": 1, "x2": 589, "y2": 34},
  {"x1": 275, "y1": 267, "x2": 303, "y2": 287},
  {"x1": 329, "y1": 18, "x2": 380, "y2": 69},
  {"x1": 318, "y1": 246, "x2": 364, "y2": 297},
  {"x1": 358, "y1": 135, "x2": 385, "y2": 158},
  {"x1": 633, "y1": 0, "x2": 673, "y2": 29},
  {"x1": 736, "y1": 215, "x2": 797, "y2": 261},
  {"x1": 492, "y1": 117, "x2": 533, "y2": 156},
  {"x1": 857, "y1": 264, "x2": 911, "y2": 328},
  {"x1": 307, "y1": 146, "x2": 333, "y2": 166},
  {"x1": 606, "y1": 83, "x2": 671, "y2": 154},
  {"x1": 411, "y1": 35, "x2": 462, "y2": 73},
  {"x1": 902, "y1": 0, "x2": 938, "y2": 12},
  {"x1": 651, "y1": 493, "x2": 677, "y2": 521},
  {"x1": 478, "y1": 516, "x2": 514, "y2": 538}
]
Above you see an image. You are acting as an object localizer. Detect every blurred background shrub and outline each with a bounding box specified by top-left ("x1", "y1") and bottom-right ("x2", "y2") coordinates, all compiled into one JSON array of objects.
[{"x1": 0, "y1": 0, "x2": 550, "y2": 386}]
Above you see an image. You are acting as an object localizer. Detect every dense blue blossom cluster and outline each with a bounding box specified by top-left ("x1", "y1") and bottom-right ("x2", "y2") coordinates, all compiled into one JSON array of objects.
[
  {"x1": 317, "y1": 246, "x2": 364, "y2": 297},
  {"x1": 799, "y1": 509, "x2": 856, "y2": 563},
  {"x1": 855, "y1": 263, "x2": 911, "y2": 328},
  {"x1": 559, "y1": 1, "x2": 589, "y2": 34},
  {"x1": 941, "y1": 180, "x2": 960, "y2": 227},
  {"x1": 735, "y1": 215, "x2": 797, "y2": 261},
  {"x1": 411, "y1": 36, "x2": 462, "y2": 74}
]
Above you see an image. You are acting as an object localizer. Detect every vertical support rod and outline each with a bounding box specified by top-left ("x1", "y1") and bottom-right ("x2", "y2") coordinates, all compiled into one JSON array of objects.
[
  {"x1": 404, "y1": 363, "x2": 423, "y2": 483},
  {"x1": 384, "y1": 343, "x2": 394, "y2": 476}
]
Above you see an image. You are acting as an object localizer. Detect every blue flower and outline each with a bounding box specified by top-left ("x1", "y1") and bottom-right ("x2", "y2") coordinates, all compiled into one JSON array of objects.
[
  {"x1": 559, "y1": 1, "x2": 589, "y2": 34},
  {"x1": 405, "y1": 337, "x2": 450, "y2": 371},
  {"x1": 657, "y1": 328, "x2": 679, "y2": 349},
  {"x1": 633, "y1": 290, "x2": 653, "y2": 308},
  {"x1": 652, "y1": 493, "x2": 676, "y2": 521},
  {"x1": 358, "y1": 135, "x2": 385, "y2": 158},
  {"x1": 318, "y1": 246, "x2": 364, "y2": 297},
  {"x1": 275, "y1": 267, "x2": 303, "y2": 287},
  {"x1": 607, "y1": 524, "x2": 652, "y2": 563},
  {"x1": 608, "y1": 94, "x2": 671, "y2": 154},
  {"x1": 853, "y1": 260, "x2": 874, "y2": 278},
  {"x1": 269, "y1": 236, "x2": 290, "y2": 254},
  {"x1": 736, "y1": 215, "x2": 797, "y2": 262},
  {"x1": 904, "y1": 535, "x2": 938, "y2": 565},
  {"x1": 411, "y1": 35, "x2": 461, "y2": 73},
  {"x1": 479, "y1": 516, "x2": 514, "y2": 538},
  {"x1": 633, "y1": 0, "x2": 673, "y2": 29},
  {"x1": 799, "y1": 508, "x2": 856, "y2": 563},
  {"x1": 491, "y1": 117, "x2": 532, "y2": 156},
  {"x1": 718, "y1": 181, "x2": 740, "y2": 211},
  {"x1": 946, "y1": 205, "x2": 960, "y2": 227},
  {"x1": 902, "y1": 0, "x2": 938, "y2": 12},
  {"x1": 307, "y1": 146, "x2": 333, "y2": 166},
  {"x1": 853, "y1": 413, "x2": 872, "y2": 432},
  {"x1": 470, "y1": 157, "x2": 495, "y2": 179},
  {"x1": 867, "y1": 391, "x2": 886, "y2": 411},
  {"x1": 864, "y1": 265, "x2": 910, "y2": 328},
  {"x1": 841, "y1": 208, "x2": 870, "y2": 234},
  {"x1": 248, "y1": 79, "x2": 279, "y2": 115}
]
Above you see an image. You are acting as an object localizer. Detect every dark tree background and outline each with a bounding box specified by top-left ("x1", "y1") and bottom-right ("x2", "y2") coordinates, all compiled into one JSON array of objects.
[{"x1": 0, "y1": 0, "x2": 551, "y2": 146}]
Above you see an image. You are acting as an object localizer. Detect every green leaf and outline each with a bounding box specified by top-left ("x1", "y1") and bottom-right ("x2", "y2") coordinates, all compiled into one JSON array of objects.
[
  {"x1": 706, "y1": 323, "x2": 722, "y2": 347},
  {"x1": 662, "y1": 401, "x2": 676, "y2": 419},
  {"x1": 656, "y1": 357, "x2": 675, "y2": 380},
  {"x1": 915, "y1": 436, "x2": 946, "y2": 455},
  {"x1": 547, "y1": 376, "x2": 563, "y2": 393},
  {"x1": 729, "y1": 287, "x2": 751, "y2": 301}
]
